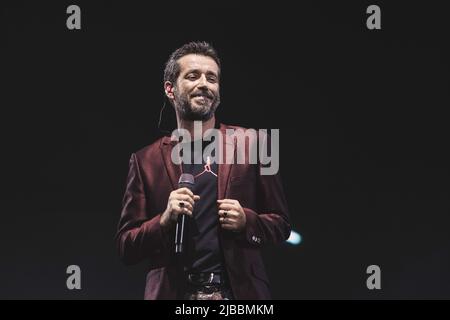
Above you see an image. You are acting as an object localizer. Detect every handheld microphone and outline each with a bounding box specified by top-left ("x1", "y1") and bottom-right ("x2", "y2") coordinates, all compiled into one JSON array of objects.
[{"x1": 175, "y1": 173, "x2": 195, "y2": 254}]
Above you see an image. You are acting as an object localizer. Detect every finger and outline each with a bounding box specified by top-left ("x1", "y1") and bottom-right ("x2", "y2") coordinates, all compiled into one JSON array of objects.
[
  {"x1": 175, "y1": 194, "x2": 195, "y2": 206},
  {"x1": 183, "y1": 207, "x2": 193, "y2": 216},
  {"x1": 218, "y1": 209, "x2": 236, "y2": 217},
  {"x1": 174, "y1": 205, "x2": 193, "y2": 217},
  {"x1": 217, "y1": 199, "x2": 240, "y2": 208},
  {"x1": 193, "y1": 195, "x2": 200, "y2": 201},
  {"x1": 170, "y1": 191, "x2": 193, "y2": 202},
  {"x1": 176, "y1": 187, "x2": 194, "y2": 198},
  {"x1": 220, "y1": 223, "x2": 236, "y2": 231},
  {"x1": 217, "y1": 203, "x2": 236, "y2": 211},
  {"x1": 219, "y1": 216, "x2": 237, "y2": 224},
  {"x1": 174, "y1": 201, "x2": 193, "y2": 212},
  {"x1": 217, "y1": 199, "x2": 236, "y2": 204},
  {"x1": 219, "y1": 216, "x2": 228, "y2": 224}
]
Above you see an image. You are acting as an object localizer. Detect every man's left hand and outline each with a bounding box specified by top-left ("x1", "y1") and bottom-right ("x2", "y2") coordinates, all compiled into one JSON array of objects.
[{"x1": 217, "y1": 199, "x2": 246, "y2": 232}]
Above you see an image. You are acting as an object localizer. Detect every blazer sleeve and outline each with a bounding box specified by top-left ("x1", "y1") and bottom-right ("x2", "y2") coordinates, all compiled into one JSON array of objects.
[
  {"x1": 238, "y1": 168, "x2": 292, "y2": 247},
  {"x1": 236, "y1": 132, "x2": 291, "y2": 247},
  {"x1": 115, "y1": 153, "x2": 172, "y2": 265}
]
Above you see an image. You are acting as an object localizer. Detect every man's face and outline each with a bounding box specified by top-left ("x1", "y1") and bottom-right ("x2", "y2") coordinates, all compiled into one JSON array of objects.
[{"x1": 172, "y1": 54, "x2": 220, "y2": 121}]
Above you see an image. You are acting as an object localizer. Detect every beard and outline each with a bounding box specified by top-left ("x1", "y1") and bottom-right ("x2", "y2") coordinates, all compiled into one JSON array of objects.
[{"x1": 173, "y1": 87, "x2": 220, "y2": 121}]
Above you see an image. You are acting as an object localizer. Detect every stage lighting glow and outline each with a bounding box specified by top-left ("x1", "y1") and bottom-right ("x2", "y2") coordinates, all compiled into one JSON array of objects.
[{"x1": 286, "y1": 230, "x2": 302, "y2": 245}]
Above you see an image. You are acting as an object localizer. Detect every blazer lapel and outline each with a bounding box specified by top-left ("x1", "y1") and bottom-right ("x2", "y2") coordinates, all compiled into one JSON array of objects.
[
  {"x1": 218, "y1": 123, "x2": 235, "y2": 200},
  {"x1": 160, "y1": 136, "x2": 182, "y2": 190}
]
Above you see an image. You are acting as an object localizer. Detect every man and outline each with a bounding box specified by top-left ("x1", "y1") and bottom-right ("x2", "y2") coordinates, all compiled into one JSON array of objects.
[{"x1": 116, "y1": 41, "x2": 291, "y2": 300}]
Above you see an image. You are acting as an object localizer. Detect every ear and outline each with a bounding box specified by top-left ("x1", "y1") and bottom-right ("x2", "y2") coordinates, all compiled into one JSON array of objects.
[{"x1": 164, "y1": 81, "x2": 174, "y2": 100}]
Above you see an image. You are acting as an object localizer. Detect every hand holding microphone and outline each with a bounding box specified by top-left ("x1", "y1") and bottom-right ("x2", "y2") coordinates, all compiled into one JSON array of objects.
[
  {"x1": 160, "y1": 188, "x2": 199, "y2": 230},
  {"x1": 159, "y1": 174, "x2": 199, "y2": 253}
]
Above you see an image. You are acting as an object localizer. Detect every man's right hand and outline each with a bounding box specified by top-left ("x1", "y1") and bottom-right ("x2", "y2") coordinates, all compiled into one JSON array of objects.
[{"x1": 160, "y1": 187, "x2": 200, "y2": 230}]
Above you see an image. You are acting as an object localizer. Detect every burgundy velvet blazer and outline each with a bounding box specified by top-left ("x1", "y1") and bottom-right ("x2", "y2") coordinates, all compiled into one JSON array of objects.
[{"x1": 116, "y1": 123, "x2": 291, "y2": 299}]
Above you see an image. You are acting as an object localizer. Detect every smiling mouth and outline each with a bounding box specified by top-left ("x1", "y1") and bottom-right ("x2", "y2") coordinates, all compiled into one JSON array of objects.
[
  {"x1": 191, "y1": 93, "x2": 213, "y2": 100},
  {"x1": 193, "y1": 96, "x2": 210, "y2": 102}
]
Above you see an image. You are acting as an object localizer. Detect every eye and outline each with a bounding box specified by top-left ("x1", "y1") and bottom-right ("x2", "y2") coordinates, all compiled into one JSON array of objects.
[
  {"x1": 186, "y1": 73, "x2": 198, "y2": 80},
  {"x1": 207, "y1": 76, "x2": 218, "y2": 83}
]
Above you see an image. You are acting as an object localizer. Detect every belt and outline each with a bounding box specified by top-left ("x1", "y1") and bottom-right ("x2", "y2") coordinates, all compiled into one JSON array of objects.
[{"x1": 186, "y1": 272, "x2": 227, "y2": 286}]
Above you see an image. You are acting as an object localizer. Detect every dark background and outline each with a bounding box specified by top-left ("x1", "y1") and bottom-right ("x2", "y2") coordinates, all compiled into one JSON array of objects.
[{"x1": 2, "y1": 1, "x2": 449, "y2": 299}]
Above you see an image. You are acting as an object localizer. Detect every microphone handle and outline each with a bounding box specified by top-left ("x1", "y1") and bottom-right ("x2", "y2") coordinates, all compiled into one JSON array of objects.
[
  {"x1": 175, "y1": 213, "x2": 186, "y2": 253},
  {"x1": 175, "y1": 177, "x2": 194, "y2": 254}
]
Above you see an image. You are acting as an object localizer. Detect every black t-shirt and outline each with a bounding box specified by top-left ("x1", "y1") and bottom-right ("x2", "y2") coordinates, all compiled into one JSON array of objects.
[{"x1": 181, "y1": 138, "x2": 223, "y2": 274}]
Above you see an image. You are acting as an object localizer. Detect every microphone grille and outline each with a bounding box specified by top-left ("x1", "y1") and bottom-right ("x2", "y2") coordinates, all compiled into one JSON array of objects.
[{"x1": 178, "y1": 173, "x2": 194, "y2": 185}]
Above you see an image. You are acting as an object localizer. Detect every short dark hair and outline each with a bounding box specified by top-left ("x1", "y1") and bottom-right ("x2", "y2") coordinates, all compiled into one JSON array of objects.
[{"x1": 163, "y1": 41, "x2": 221, "y2": 85}]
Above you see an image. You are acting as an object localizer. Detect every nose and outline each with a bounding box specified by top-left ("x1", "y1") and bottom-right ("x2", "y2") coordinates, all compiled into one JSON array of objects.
[{"x1": 197, "y1": 74, "x2": 208, "y2": 88}]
